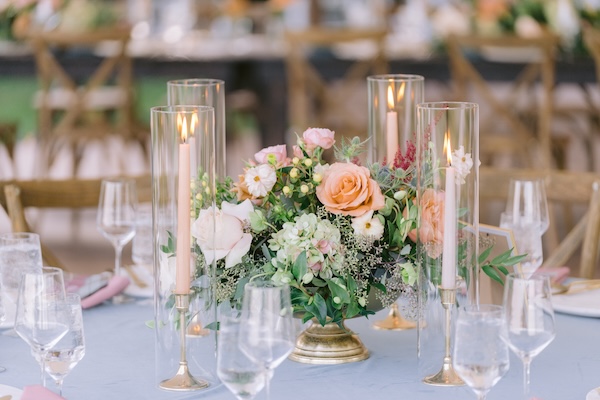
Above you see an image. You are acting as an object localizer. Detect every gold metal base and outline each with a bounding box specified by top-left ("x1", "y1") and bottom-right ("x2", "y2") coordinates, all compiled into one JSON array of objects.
[
  {"x1": 422, "y1": 356, "x2": 465, "y2": 386},
  {"x1": 160, "y1": 363, "x2": 209, "y2": 391},
  {"x1": 373, "y1": 303, "x2": 416, "y2": 331},
  {"x1": 289, "y1": 320, "x2": 369, "y2": 365}
]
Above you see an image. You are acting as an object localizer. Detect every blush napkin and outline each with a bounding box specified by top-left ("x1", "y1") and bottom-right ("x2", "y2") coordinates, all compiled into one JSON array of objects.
[
  {"x1": 21, "y1": 385, "x2": 65, "y2": 400},
  {"x1": 80, "y1": 275, "x2": 130, "y2": 309}
]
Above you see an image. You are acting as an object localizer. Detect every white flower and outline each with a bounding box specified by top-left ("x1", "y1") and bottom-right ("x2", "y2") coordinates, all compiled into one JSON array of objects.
[
  {"x1": 191, "y1": 200, "x2": 254, "y2": 269},
  {"x1": 244, "y1": 164, "x2": 277, "y2": 198},
  {"x1": 451, "y1": 146, "x2": 475, "y2": 185},
  {"x1": 351, "y1": 210, "x2": 384, "y2": 240}
]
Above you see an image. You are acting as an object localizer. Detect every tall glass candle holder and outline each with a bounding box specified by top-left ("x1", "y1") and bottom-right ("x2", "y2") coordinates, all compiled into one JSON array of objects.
[
  {"x1": 167, "y1": 79, "x2": 226, "y2": 179},
  {"x1": 415, "y1": 102, "x2": 479, "y2": 385},
  {"x1": 151, "y1": 105, "x2": 218, "y2": 392},
  {"x1": 368, "y1": 74, "x2": 424, "y2": 331},
  {"x1": 367, "y1": 74, "x2": 424, "y2": 165}
]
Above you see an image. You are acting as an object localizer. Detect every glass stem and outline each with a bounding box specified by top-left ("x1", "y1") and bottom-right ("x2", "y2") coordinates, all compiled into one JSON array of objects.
[
  {"x1": 40, "y1": 352, "x2": 47, "y2": 387},
  {"x1": 114, "y1": 244, "x2": 123, "y2": 277},
  {"x1": 265, "y1": 367, "x2": 271, "y2": 400},
  {"x1": 523, "y1": 358, "x2": 532, "y2": 398},
  {"x1": 56, "y1": 378, "x2": 64, "y2": 396}
]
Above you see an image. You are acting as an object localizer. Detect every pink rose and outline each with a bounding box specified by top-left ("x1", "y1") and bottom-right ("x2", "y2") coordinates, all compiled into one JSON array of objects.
[
  {"x1": 255, "y1": 145, "x2": 288, "y2": 165},
  {"x1": 292, "y1": 145, "x2": 304, "y2": 159},
  {"x1": 316, "y1": 162, "x2": 385, "y2": 217},
  {"x1": 405, "y1": 188, "x2": 444, "y2": 259},
  {"x1": 303, "y1": 128, "x2": 335, "y2": 151}
]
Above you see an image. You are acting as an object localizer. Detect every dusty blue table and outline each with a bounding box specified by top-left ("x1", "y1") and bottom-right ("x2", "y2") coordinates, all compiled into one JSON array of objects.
[{"x1": 0, "y1": 299, "x2": 598, "y2": 400}]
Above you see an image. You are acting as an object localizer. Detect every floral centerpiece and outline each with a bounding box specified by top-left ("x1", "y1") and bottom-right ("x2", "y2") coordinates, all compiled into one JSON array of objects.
[{"x1": 189, "y1": 128, "x2": 421, "y2": 328}]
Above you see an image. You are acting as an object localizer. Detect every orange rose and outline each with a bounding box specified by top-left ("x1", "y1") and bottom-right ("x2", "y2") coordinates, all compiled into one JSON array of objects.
[
  {"x1": 406, "y1": 188, "x2": 444, "y2": 259},
  {"x1": 316, "y1": 162, "x2": 385, "y2": 217}
]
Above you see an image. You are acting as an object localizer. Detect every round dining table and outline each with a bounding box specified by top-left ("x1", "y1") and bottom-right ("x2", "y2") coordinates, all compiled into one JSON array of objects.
[{"x1": 0, "y1": 297, "x2": 598, "y2": 400}]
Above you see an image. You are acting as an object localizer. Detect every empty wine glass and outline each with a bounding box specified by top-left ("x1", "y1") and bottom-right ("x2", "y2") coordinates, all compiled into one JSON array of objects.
[
  {"x1": 96, "y1": 178, "x2": 137, "y2": 302},
  {"x1": 217, "y1": 316, "x2": 267, "y2": 400},
  {"x1": 132, "y1": 204, "x2": 153, "y2": 266},
  {"x1": 14, "y1": 266, "x2": 68, "y2": 386},
  {"x1": 500, "y1": 179, "x2": 548, "y2": 278},
  {"x1": 0, "y1": 290, "x2": 5, "y2": 372},
  {"x1": 238, "y1": 279, "x2": 296, "y2": 400},
  {"x1": 501, "y1": 273, "x2": 555, "y2": 399},
  {"x1": 453, "y1": 305, "x2": 510, "y2": 400},
  {"x1": 38, "y1": 293, "x2": 85, "y2": 396},
  {"x1": 0, "y1": 232, "x2": 43, "y2": 333}
]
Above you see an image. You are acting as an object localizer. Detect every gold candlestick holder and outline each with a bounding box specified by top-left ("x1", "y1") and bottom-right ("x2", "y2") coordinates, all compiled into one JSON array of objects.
[
  {"x1": 160, "y1": 294, "x2": 210, "y2": 391},
  {"x1": 373, "y1": 303, "x2": 416, "y2": 330},
  {"x1": 423, "y1": 288, "x2": 464, "y2": 386}
]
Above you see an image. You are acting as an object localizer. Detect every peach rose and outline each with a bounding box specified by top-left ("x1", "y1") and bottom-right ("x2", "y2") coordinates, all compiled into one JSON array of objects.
[
  {"x1": 303, "y1": 128, "x2": 335, "y2": 151},
  {"x1": 406, "y1": 188, "x2": 444, "y2": 259},
  {"x1": 316, "y1": 162, "x2": 385, "y2": 217},
  {"x1": 254, "y1": 144, "x2": 288, "y2": 166}
]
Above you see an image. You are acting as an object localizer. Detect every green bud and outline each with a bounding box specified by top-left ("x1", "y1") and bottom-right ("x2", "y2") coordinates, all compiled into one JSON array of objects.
[{"x1": 394, "y1": 190, "x2": 407, "y2": 201}]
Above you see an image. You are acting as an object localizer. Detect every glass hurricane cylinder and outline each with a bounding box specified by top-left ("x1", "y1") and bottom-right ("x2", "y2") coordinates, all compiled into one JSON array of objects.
[
  {"x1": 151, "y1": 105, "x2": 218, "y2": 391},
  {"x1": 167, "y1": 78, "x2": 226, "y2": 179},
  {"x1": 415, "y1": 102, "x2": 480, "y2": 383},
  {"x1": 367, "y1": 74, "x2": 424, "y2": 165}
]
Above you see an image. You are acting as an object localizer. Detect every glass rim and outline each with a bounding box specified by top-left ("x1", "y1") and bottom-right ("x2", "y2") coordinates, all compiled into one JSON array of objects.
[
  {"x1": 245, "y1": 279, "x2": 289, "y2": 290},
  {"x1": 151, "y1": 105, "x2": 214, "y2": 115},
  {"x1": 367, "y1": 74, "x2": 424, "y2": 82},
  {"x1": 0, "y1": 232, "x2": 39, "y2": 240},
  {"x1": 460, "y1": 304, "x2": 504, "y2": 315},
  {"x1": 506, "y1": 272, "x2": 549, "y2": 282},
  {"x1": 101, "y1": 177, "x2": 136, "y2": 185},
  {"x1": 167, "y1": 78, "x2": 224, "y2": 87},
  {"x1": 417, "y1": 101, "x2": 478, "y2": 111}
]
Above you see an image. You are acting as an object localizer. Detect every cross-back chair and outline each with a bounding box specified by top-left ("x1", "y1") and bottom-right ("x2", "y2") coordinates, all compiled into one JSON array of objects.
[
  {"x1": 447, "y1": 34, "x2": 559, "y2": 169},
  {"x1": 479, "y1": 167, "x2": 600, "y2": 279},
  {"x1": 0, "y1": 175, "x2": 151, "y2": 271},
  {"x1": 284, "y1": 27, "x2": 388, "y2": 144},
  {"x1": 28, "y1": 26, "x2": 139, "y2": 172}
]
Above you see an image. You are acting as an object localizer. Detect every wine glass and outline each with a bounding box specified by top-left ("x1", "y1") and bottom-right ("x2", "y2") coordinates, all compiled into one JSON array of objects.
[
  {"x1": 0, "y1": 289, "x2": 5, "y2": 372},
  {"x1": 453, "y1": 304, "x2": 510, "y2": 400},
  {"x1": 501, "y1": 273, "x2": 555, "y2": 399},
  {"x1": 132, "y1": 204, "x2": 153, "y2": 266},
  {"x1": 238, "y1": 279, "x2": 296, "y2": 400},
  {"x1": 217, "y1": 316, "x2": 267, "y2": 400},
  {"x1": 38, "y1": 293, "x2": 85, "y2": 396},
  {"x1": 0, "y1": 232, "x2": 43, "y2": 333},
  {"x1": 14, "y1": 266, "x2": 68, "y2": 386},
  {"x1": 96, "y1": 178, "x2": 137, "y2": 302},
  {"x1": 500, "y1": 179, "x2": 548, "y2": 278}
]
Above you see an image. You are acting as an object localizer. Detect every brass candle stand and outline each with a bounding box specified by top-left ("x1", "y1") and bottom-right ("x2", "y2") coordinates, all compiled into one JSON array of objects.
[
  {"x1": 160, "y1": 294, "x2": 209, "y2": 391},
  {"x1": 373, "y1": 303, "x2": 416, "y2": 330},
  {"x1": 423, "y1": 287, "x2": 464, "y2": 386}
]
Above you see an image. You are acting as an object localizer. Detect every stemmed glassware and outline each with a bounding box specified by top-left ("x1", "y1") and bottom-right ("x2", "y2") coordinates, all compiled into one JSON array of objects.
[
  {"x1": 453, "y1": 305, "x2": 510, "y2": 400},
  {"x1": 501, "y1": 273, "x2": 555, "y2": 399},
  {"x1": 36, "y1": 293, "x2": 85, "y2": 396},
  {"x1": 96, "y1": 178, "x2": 137, "y2": 301},
  {"x1": 217, "y1": 316, "x2": 267, "y2": 400},
  {"x1": 14, "y1": 266, "x2": 68, "y2": 386},
  {"x1": 500, "y1": 178, "x2": 549, "y2": 277},
  {"x1": 238, "y1": 279, "x2": 296, "y2": 400}
]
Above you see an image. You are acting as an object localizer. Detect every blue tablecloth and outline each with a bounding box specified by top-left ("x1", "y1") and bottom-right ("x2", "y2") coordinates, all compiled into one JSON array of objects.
[{"x1": 0, "y1": 299, "x2": 598, "y2": 400}]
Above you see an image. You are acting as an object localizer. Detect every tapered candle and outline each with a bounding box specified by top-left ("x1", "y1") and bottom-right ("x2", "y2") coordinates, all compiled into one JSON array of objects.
[
  {"x1": 175, "y1": 114, "x2": 191, "y2": 295},
  {"x1": 442, "y1": 133, "x2": 457, "y2": 289},
  {"x1": 386, "y1": 85, "x2": 398, "y2": 163}
]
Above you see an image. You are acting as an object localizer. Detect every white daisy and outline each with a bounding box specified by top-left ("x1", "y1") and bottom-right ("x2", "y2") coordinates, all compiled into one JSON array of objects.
[
  {"x1": 451, "y1": 145, "x2": 475, "y2": 185},
  {"x1": 351, "y1": 210, "x2": 384, "y2": 240},
  {"x1": 244, "y1": 164, "x2": 277, "y2": 197}
]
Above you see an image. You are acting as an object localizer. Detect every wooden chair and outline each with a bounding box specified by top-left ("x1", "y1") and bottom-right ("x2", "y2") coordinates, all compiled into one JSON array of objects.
[
  {"x1": 0, "y1": 175, "x2": 151, "y2": 271},
  {"x1": 27, "y1": 26, "x2": 141, "y2": 172},
  {"x1": 446, "y1": 34, "x2": 559, "y2": 169},
  {"x1": 284, "y1": 27, "x2": 388, "y2": 144},
  {"x1": 479, "y1": 167, "x2": 600, "y2": 278}
]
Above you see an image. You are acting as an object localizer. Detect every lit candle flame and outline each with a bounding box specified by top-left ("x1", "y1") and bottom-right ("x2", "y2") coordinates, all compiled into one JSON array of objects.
[
  {"x1": 397, "y1": 82, "x2": 405, "y2": 103},
  {"x1": 179, "y1": 115, "x2": 188, "y2": 142},
  {"x1": 190, "y1": 112, "x2": 198, "y2": 137},
  {"x1": 387, "y1": 85, "x2": 395, "y2": 110},
  {"x1": 444, "y1": 131, "x2": 452, "y2": 166}
]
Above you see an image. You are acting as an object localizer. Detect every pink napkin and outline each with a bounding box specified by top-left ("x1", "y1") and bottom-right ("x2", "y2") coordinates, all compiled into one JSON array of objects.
[
  {"x1": 534, "y1": 266, "x2": 570, "y2": 284},
  {"x1": 21, "y1": 384, "x2": 65, "y2": 400},
  {"x1": 81, "y1": 275, "x2": 130, "y2": 309}
]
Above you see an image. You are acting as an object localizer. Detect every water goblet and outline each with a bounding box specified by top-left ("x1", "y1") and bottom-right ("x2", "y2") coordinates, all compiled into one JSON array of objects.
[
  {"x1": 217, "y1": 316, "x2": 267, "y2": 400},
  {"x1": 0, "y1": 232, "x2": 43, "y2": 332},
  {"x1": 96, "y1": 178, "x2": 137, "y2": 302},
  {"x1": 37, "y1": 293, "x2": 85, "y2": 396},
  {"x1": 14, "y1": 266, "x2": 68, "y2": 386},
  {"x1": 504, "y1": 178, "x2": 550, "y2": 234},
  {"x1": 453, "y1": 304, "x2": 510, "y2": 400},
  {"x1": 501, "y1": 273, "x2": 555, "y2": 399},
  {"x1": 238, "y1": 279, "x2": 296, "y2": 400}
]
